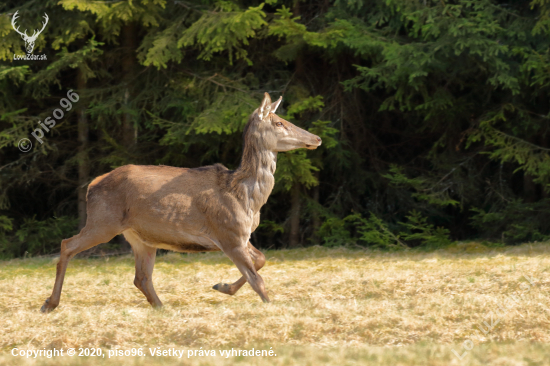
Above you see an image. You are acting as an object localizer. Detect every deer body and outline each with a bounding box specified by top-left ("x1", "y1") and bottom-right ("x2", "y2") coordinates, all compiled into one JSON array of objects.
[{"x1": 41, "y1": 93, "x2": 321, "y2": 312}]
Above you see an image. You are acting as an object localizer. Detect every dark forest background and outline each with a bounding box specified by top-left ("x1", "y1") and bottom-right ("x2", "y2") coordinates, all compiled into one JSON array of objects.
[{"x1": 1, "y1": 0, "x2": 550, "y2": 258}]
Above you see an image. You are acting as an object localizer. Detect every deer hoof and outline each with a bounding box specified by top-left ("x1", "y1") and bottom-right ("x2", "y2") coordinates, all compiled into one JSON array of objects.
[
  {"x1": 212, "y1": 283, "x2": 234, "y2": 295},
  {"x1": 40, "y1": 298, "x2": 57, "y2": 313}
]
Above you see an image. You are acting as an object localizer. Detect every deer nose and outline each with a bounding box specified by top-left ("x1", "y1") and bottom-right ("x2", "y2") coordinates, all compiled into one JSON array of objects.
[{"x1": 316, "y1": 137, "x2": 322, "y2": 143}]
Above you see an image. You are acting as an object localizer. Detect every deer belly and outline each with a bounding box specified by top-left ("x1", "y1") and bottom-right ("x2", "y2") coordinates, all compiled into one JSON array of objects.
[
  {"x1": 124, "y1": 228, "x2": 222, "y2": 253},
  {"x1": 156, "y1": 243, "x2": 221, "y2": 253}
]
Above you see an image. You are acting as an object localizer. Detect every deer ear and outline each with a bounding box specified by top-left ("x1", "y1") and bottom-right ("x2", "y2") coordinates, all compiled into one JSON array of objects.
[
  {"x1": 258, "y1": 92, "x2": 272, "y2": 120},
  {"x1": 271, "y1": 96, "x2": 282, "y2": 114}
]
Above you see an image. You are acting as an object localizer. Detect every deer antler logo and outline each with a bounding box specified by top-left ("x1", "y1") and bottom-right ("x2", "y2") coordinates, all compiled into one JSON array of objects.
[{"x1": 11, "y1": 10, "x2": 49, "y2": 54}]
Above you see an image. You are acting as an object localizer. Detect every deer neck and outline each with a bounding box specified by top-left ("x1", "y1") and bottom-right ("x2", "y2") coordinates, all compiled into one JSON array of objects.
[{"x1": 231, "y1": 132, "x2": 277, "y2": 214}]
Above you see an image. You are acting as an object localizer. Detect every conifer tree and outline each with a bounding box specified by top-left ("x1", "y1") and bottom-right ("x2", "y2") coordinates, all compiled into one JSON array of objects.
[{"x1": 1, "y1": 0, "x2": 550, "y2": 257}]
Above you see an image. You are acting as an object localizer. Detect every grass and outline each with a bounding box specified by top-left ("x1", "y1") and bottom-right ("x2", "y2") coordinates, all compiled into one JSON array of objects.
[{"x1": 0, "y1": 242, "x2": 549, "y2": 365}]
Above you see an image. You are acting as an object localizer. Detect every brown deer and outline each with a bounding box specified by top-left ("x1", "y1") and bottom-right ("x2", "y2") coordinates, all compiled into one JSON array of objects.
[{"x1": 40, "y1": 93, "x2": 321, "y2": 313}]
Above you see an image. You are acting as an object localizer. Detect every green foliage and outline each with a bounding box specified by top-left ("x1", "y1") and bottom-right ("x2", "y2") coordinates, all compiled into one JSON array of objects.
[
  {"x1": 351, "y1": 213, "x2": 408, "y2": 250},
  {"x1": 467, "y1": 105, "x2": 550, "y2": 191},
  {"x1": 178, "y1": 3, "x2": 267, "y2": 64},
  {"x1": 2, "y1": 0, "x2": 550, "y2": 258},
  {"x1": 308, "y1": 121, "x2": 338, "y2": 150},
  {"x1": 532, "y1": 0, "x2": 550, "y2": 35},
  {"x1": 268, "y1": 6, "x2": 307, "y2": 40},
  {"x1": 0, "y1": 216, "x2": 13, "y2": 259},
  {"x1": 0, "y1": 65, "x2": 29, "y2": 84},
  {"x1": 383, "y1": 166, "x2": 461, "y2": 207},
  {"x1": 0, "y1": 216, "x2": 13, "y2": 232},
  {"x1": 190, "y1": 92, "x2": 258, "y2": 135},
  {"x1": 0, "y1": 216, "x2": 78, "y2": 259},
  {"x1": 318, "y1": 211, "x2": 452, "y2": 249},
  {"x1": 274, "y1": 95, "x2": 338, "y2": 190},
  {"x1": 471, "y1": 199, "x2": 550, "y2": 243},
  {"x1": 258, "y1": 220, "x2": 285, "y2": 234},
  {"x1": 15, "y1": 216, "x2": 79, "y2": 256},
  {"x1": 28, "y1": 38, "x2": 105, "y2": 93},
  {"x1": 139, "y1": 22, "x2": 184, "y2": 68},
  {"x1": 275, "y1": 150, "x2": 319, "y2": 190},
  {"x1": 399, "y1": 210, "x2": 452, "y2": 249},
  {"x1": 317, "y1": 216, "x2": 354, "y2": 247},
  {"x1": 268, "y1": 6, "x2": 344, "y2": 54},
  {"x1": 286, "y1": 95, "x2": 324, "y2": 119},
  {"x1": 59, "y1": 0, "x2": 165, "y2": 41}
]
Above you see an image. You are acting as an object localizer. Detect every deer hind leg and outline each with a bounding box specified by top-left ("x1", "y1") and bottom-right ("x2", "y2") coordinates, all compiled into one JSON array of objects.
[
  {"x1": 40, "y1": 226, "x2": 119, "y2": 313},
  {"x1": 220, "y1": 243, "x2": 270, "y2": 303},
  {"x1": 123, "y1": 231, "x2": 162, "y2": 308},
  {"x1": 213, "y1": 241, "x2": 266, "y2": 296}
]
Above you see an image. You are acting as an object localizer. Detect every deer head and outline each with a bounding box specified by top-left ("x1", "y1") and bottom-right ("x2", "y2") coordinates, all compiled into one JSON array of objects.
[
  {"x1": 11, "y1": 11, "x2": 49, "y2": 54},
  {"x1": 252, "y1": 93, "x2": 322, "y2": 152}
]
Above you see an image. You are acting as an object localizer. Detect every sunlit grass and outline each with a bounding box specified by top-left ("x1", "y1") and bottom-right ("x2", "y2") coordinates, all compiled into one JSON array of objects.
[{"x1": 0, "y1": 242, "x2": 549, "y2": 365}]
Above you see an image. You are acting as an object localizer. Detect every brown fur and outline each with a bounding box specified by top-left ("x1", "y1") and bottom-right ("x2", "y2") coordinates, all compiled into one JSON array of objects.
[{"x1": 40, "y1": 93, "x2": 321, "y2": 312}]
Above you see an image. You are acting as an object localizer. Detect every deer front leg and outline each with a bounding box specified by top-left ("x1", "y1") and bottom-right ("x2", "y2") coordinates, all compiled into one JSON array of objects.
[
  {"x1": 213, "y1": 241, "x2": 265, "y2": 296},
  {"x1": 218, "y1": 242, "x2": 270, "y2": 303}
]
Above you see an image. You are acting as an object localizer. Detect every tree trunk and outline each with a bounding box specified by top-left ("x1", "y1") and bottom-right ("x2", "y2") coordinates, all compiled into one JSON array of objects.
[
  {"x1": 523, "y1": 173, "x2": 537, "y2": 203},
  {"x1": 312, "y1": 172, "x2": 321, "y2": 241},
  {"x1": 543, "y1": 134, "x2": 549, "y2": 199},
  {"x1": 523, "y1": 134, "x2": 542, "y2": 203},
  {"x1": 121, "y1": 22, "x2": 137, "y2": 149},
  {"x1": 287, "y1": 2, "x2": 304, "y2": 249},
  {"x1": 77, "y1": 66, "x2": 89, "y2": 231},
  {"x1": 117, "y1": 23, "x2": 139, "y2": 254},
  {"x1": 289, "y1": 182, "x2": 301, "y2": 248}
]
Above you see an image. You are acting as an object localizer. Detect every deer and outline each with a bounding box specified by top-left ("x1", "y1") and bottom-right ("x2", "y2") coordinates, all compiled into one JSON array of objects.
[
  {"x1": 11, "y1": 10, "x2": 49, "y2": 54},
  {"x1": 40, "y1": 93, "x2": 322, "y2": 313}
]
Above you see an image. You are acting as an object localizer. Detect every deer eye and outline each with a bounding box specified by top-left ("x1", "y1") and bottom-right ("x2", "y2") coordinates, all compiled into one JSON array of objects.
[{"x1": 275, "y1": 122, "x2": 283, "y2": 127}]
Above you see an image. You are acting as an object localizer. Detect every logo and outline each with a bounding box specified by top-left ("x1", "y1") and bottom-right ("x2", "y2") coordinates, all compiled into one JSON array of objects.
[{"x1": 11, "y1": 10, "x2": 48, "y2": 58}]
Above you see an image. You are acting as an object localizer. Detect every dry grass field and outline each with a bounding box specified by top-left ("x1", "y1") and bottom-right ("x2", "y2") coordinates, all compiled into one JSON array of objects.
[{"x1": 1, "y1": 243, "x2": 549, "y2": 365}]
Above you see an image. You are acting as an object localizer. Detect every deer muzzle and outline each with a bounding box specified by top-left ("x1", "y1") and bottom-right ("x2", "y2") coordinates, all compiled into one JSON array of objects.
[{"x1": 303, "y1": 131, "x2": 322, "y2": 150}]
